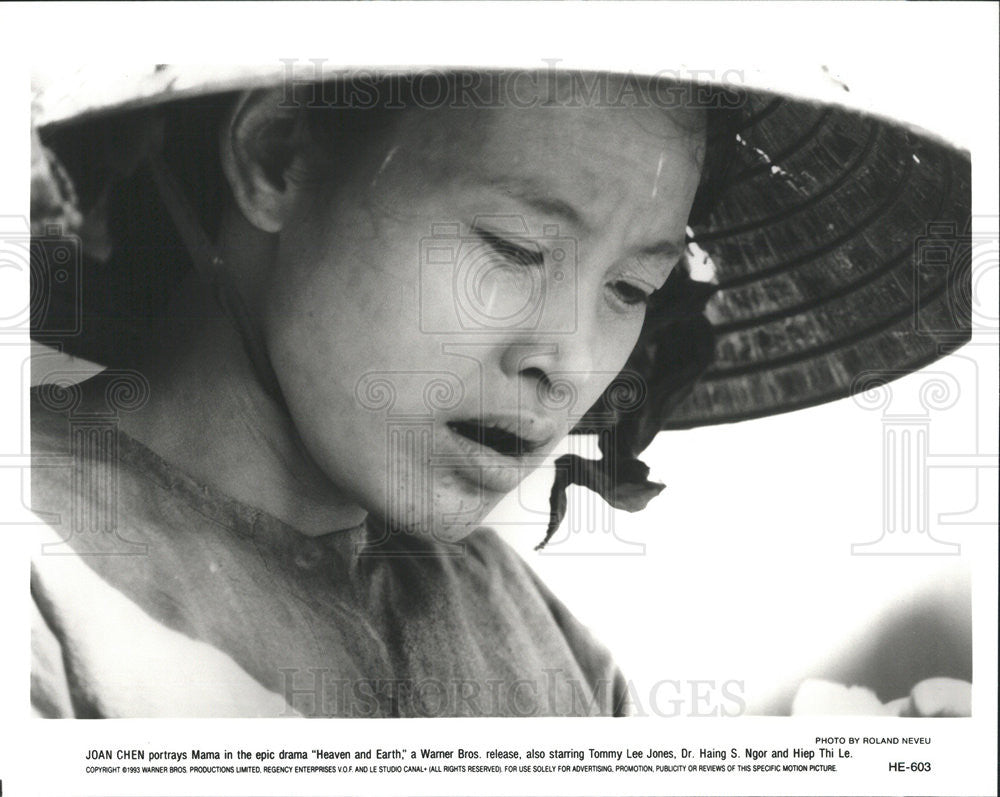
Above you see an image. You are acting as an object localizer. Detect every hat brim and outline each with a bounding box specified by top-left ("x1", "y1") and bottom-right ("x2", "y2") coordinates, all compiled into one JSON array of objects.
[
  {"x1": 667, "y1": 90, "x2": 971, "y2": 427},
  {"x1": 30, "y1": 66, "x2": 972, "y2": 429}
]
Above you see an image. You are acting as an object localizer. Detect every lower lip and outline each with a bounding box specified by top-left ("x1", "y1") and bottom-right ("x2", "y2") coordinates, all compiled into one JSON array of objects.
[{"x1": 443, "y1": 424, "x2": 533, "y2": 494}]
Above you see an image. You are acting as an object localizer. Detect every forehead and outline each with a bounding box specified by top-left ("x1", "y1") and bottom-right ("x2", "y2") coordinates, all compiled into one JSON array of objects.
[
  {"x1": 399, "y1": 97, "x2": 705, "y2": 178},
  {"x1": 368, "y1": 88, "x2": 707, "y2": 236}
]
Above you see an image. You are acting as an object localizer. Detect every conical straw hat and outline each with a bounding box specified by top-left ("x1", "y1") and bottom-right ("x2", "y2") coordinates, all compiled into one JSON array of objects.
[{"x1": 30, "y1": 64, "x2": 971, "y2": 430}]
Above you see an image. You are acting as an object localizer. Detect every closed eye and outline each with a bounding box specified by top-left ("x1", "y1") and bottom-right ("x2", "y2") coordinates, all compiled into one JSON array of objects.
[
  {"x1": 473, "y1": 227, "x2": 544, "y2": 268},
  {"x1": 610, "y1": 280, "x2": 652, "y2": 307}
]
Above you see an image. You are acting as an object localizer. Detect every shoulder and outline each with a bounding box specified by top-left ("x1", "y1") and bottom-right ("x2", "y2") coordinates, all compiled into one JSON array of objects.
[
  {"x1": 473, "y1": 529, "x2": 631, "y2": 714},
  {"x1": 31, "y1": 378, "x2": 151, "y2": 555},
  {"x1": 31, "y1": 527, "x2": 299, "y2": 718},
  {"x1": 31, "y1": 381, "x2": 75, "y2": 461},
  {"x1": 465, "y1": 527, "x2": 627, "y2": 687},
  {"x1": 31, "y1": 384, "x2": 75, "y2": 526},
  {"x1": 461, "y1": 527, "x2": 576, "y2": 619}
]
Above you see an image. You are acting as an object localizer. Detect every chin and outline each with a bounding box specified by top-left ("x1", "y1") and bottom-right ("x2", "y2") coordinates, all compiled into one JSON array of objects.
[
  {"x1": 364, "y1": 512, "x2": 486, "y2": 549},
  {"x1": 365, "y1": 470, "x2": 512, "y2": 547}
]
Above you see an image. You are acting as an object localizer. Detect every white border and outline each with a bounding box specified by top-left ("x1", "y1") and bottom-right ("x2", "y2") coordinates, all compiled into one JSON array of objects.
[{"x1": 2, "y1": 3, "x2": 997, "y2": 796}]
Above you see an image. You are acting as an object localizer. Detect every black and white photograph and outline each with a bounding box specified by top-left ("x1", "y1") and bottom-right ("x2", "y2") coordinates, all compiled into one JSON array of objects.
[{"x1": 1, "y1": 2, "x2": 997, "y2": 796}]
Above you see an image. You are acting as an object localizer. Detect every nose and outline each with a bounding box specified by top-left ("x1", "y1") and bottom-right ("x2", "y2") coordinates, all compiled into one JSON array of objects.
[{"x1": 498, "y1": 314, "x2": 600, "y2": 421}]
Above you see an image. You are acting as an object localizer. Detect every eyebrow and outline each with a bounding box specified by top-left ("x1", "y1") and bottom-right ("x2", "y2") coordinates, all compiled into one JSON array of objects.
[
  {"x1": 639, "y1": 239, "x2": 686, "y2": 261},
  {"x1": 490, "y1": 178, "x2": 590, "y2": 232},
  {"x1": 486, "y1": 176, "x2": 687, "y2": 263}
]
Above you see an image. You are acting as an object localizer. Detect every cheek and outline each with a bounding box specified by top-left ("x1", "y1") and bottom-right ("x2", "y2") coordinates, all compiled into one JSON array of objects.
[
  {"x1": 565, "y1": 314, "x2": 645, "y2": 427},
  {"x1": 596, "y1": 305, "x2": 645, "y2": 369},
  {"x1": 260, "y1": 227, "x2": 393, "y2": 445},
  {"x1": 268, "y1": 201, "x2": 419, "y2": 352}
]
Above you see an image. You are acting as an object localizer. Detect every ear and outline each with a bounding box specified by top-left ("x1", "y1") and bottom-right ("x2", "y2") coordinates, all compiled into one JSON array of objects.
[{"x1": 220, "y1": 89, "x2": 304, "y2": 234}]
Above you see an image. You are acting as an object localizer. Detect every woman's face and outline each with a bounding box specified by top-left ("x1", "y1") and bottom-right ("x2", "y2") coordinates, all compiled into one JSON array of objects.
[{"x1": 261, "y1": 86, "x2": 705, "y2": 542}]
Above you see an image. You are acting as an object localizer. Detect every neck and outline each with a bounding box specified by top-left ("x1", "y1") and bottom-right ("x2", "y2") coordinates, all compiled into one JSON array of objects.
[{"x1": 118, "y1": 275, "x2": 368, "y2": 536}]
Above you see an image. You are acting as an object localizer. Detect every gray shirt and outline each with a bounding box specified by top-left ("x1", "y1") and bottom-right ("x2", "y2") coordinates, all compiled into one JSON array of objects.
[{"x1": 31, "y1": 391, "x2": 627, "y2": 718}]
